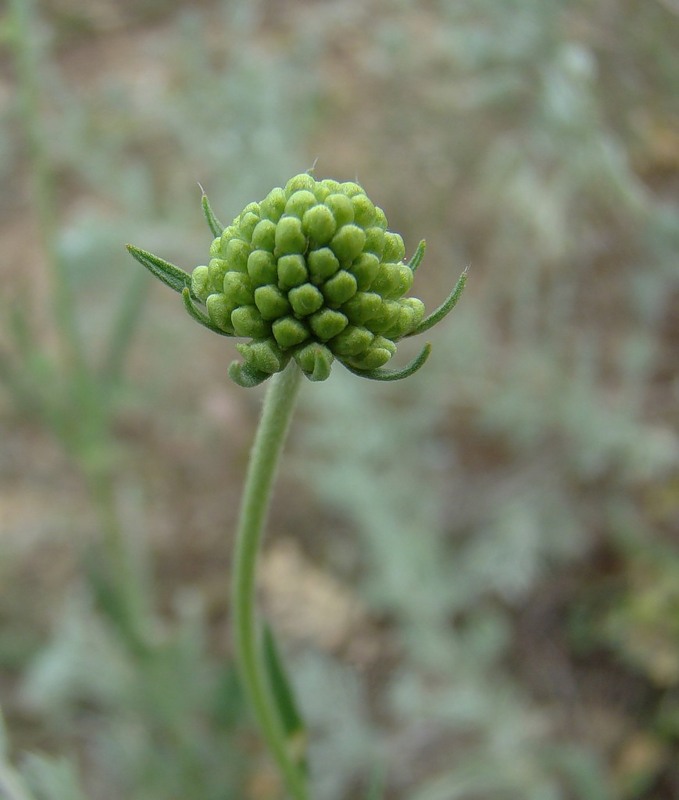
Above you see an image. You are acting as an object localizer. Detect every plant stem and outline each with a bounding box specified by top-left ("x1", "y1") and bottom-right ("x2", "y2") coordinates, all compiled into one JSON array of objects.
[{"x1": 232, "y1": 361, "x2": 307, "y2": 800}]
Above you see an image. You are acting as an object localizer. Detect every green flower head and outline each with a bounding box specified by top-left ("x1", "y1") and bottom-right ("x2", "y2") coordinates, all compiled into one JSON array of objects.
[{"x1": 127, "y1": 173, "x2": 467, "y2": 387}]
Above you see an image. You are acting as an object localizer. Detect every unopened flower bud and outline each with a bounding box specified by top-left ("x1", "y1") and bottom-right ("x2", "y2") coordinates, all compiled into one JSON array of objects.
[
  {"x1": 285, "y1": 174, "x2": 316, "y2": 196},
  {"x1": 324, "y1": 194, "x2": 354, "y2": 227},
  {"x1": 346, "y1": 336, "x2": 396, "y2": 370},
  {"x1": 223, "y1": 272, "x2": 254, "y2": 306},
  {"x1": 288, "y1": 283, "x2": 324, "y2": 317},
  {"x1": 128, "y1": 172, "x2": 468, "y2": 386},
  {"x1": 231, "y1": 305, "x2": 270, "y2": 339},
  {"x1": 342, "y1": 291, "x2": 382, "y2": 325},
  {"x1": 321, "y1": 270, "x2": 357, "y2": 306},
  {"x1": 239, "y1": 211, "x2": 260, "y2": 242},
  {"x1": 351, "y1": 194, "x2": 376, "y2": 227},
  {"x1": 247, "y1": 250, "x2": 278, "y2": 286},
  {"x1": 251, "y1": 219, "x2": 277, "y2": 251},
  {"x1": 350, "y1": 253, "x2": 380, "y2": 290},
  {"x1": 294, "y1": 342, "x2": 333, "y2": 381},
  {"x1": 260, "y1": 187, "x2": 286, "y2": 222},
  {"x1": 208, "y1": 258, "x2": 229, "y2": 292},
  {"x1": 363, "y1": 227, "x2": 385, "y2": 258},
  {"x1": 329, "y1": 325, "x2": 373, "y2": 356},
  {"x1": 302, "y1": 205, "x2": 337, "y2": 244},
  {"x1": 308, "y1": 248, "x2": 340, "y2": 284},
  {"x1": 309, "y1": 308, "x2": 348, "y2": 341},
  {"x1": 207, "y1": 293, "x2": 235, "y2": 333},
  {"x1": 371, "y1": 262, "x2": 414, "y2": 300},
  {"x1": 224, "y1": 239, "x2": 251, "y2": 273},
  {"x1": 277, "y1": 254, "x2": 308, "y2": 290},
  {"x1": 329, "y1": 224, "x2": 366, "y2": 264},
  {"x1": 275, "y1": 216, "x2": 306, "y2": 256},
  {"x1": 237, "y1": 338, "x2": 286, "y2": 374},
  {"x1": 272, "y1": 316, "x2": 310, "y2": 348},
  {"x1": 254, "y1": 285, "x2": 291, "y2": 320},
  {"x1": 284, "y1": 190, "x2": 317, "y2": 219},
  {"x1": 192, "y1": 265, "x2": 210, "y2": 301},
  {"x1": 382, "y1": 232, "x2": 406, "y2": 263}
]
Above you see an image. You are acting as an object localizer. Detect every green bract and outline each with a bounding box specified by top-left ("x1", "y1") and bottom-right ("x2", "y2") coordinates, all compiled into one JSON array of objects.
[{"x1": 127, "y1": 173, "x2": 467, "y2": 387}]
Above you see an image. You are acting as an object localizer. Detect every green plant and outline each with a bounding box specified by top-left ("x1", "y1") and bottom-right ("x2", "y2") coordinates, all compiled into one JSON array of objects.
[
  {"x1": 4, "y1": 0, "x2": 677, "y2": 796},
  {"x1": 128, "y1": 172, "x2": 467, "y2": 798}
]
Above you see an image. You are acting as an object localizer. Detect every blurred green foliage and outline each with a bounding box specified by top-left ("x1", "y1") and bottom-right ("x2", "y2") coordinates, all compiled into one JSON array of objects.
[{"x1": 1, "y1": 0, "x2": 678, "y2": 798}]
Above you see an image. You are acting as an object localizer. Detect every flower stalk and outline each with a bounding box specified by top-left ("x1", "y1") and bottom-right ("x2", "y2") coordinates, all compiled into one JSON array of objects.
[
  {"x1": 231, "y1": 360, "x2": 307, "y2": 799},
  {"x1": 127, "y1": 172, "x2": 467, "y2": 795}
]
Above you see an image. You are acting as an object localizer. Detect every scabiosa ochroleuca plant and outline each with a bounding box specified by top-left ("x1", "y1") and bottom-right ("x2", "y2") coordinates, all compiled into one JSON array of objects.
[{"x1": 127, "y1": 173, "x2": 467, "y2": 800}]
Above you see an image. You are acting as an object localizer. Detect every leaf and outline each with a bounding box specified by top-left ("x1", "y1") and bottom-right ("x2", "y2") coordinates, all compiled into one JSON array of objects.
[{"x1": 263, "y1": 623, "x2": 307, "y2": 772}]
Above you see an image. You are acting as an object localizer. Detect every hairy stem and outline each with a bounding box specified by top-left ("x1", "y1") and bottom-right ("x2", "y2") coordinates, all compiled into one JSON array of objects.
[{"x1": 232, "y1": 362, "x2": 307, "y2": 799}]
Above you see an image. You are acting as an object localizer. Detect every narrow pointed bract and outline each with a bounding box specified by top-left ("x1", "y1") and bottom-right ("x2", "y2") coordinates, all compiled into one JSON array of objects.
[
  {"x1": 126, "y1": 245, "x2": 193, "y2": 295},
  {"x1": 409, "y1": 267, "x2": 469, "y2": 337},
  {"x1": 407, "y1": 239, "x2": 426, "y2": 273},
  {"x1": 201, "y1": 191, "x2": 224, "y2": 238}
]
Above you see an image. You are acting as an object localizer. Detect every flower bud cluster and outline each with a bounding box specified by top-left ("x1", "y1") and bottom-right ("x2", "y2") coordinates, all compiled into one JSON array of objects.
[{"x1": 190, "y1": 174, "x2": 426, "y2": 381}]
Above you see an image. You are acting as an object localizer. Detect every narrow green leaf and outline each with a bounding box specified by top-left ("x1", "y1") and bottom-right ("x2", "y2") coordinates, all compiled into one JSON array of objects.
[
  {"x1": 126, "y1": 244, "x2": 191, "y2": 294},
  {"x1": 343, "y1": 342, "x2": 431, "y2": 381},
  {"x1": 181, "y1": 288, "x2": 234, "y2": 337},
  {"x1": 263, "y1": 623, "x2": 307, "y2": 773},
  {"x1": 201, "y1": 190, "x2": 224, "y2": 237},
  {"x1": 407, "y1": 239, "x2": 426, "y2": 273},
  {"x1": 409, "y1": 267, "x2": 468, "y2": 336}
]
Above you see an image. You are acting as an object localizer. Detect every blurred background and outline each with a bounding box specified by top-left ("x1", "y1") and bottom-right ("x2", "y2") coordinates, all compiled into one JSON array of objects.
[{"x1": 1, "y1": 0, "x2": 678, "y2": 798}]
